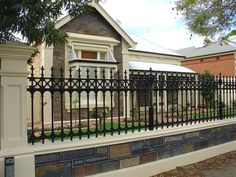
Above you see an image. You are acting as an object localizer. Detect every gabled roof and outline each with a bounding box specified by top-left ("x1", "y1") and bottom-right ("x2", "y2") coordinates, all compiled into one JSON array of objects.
[
  {"x1": 129, "y1": 34, "x2": 184, "y2": 57},
  {"x1": 176, "y1": 41, "x2": 236, "y2": 59},
  {"x1": 55, "y1": 1, "x2": 136, "y2": 48}
]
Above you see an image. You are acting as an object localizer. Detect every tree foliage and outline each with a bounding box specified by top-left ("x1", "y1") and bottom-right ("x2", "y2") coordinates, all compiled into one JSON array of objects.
[
  {"x1": 174, "y1": 0, "x2": 236, "y2": 40},
  {"x1": 0, "y1": 0, "x2": 92, "y2": 46},
  {"x1": 198, "y1": 70, "x2": 215, "y2": 107}
]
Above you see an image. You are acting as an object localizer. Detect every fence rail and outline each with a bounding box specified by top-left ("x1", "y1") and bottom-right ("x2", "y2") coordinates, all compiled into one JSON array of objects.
[{"x1": 27, "y1": 66, "x2": 236, "y2": 144}]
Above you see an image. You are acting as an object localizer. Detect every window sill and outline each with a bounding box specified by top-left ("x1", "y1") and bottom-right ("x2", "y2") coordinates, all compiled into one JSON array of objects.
[{"x1": 69, "y1": 59, "x2": 119, "y2": 65}]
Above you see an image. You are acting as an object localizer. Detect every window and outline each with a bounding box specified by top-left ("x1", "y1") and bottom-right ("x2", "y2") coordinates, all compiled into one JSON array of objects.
[
  {"x1": 66, "y1": 34, "x2": 119, "y2": 109},
  {"x1": 82, "y1": 51, "x2": 97, "y2": 60},
  {"x1": 81, "y1": 67, "x2": 96, "y2": 102},
  {"x1": 71, "y1": 67, "x2": 98, "y2": 108},
  {"x1": 100, "y1": 52, "x2": 106, "y2": 60},
  {"x1": 68, "y1": 43, "x2": 113, "y2": 62}
]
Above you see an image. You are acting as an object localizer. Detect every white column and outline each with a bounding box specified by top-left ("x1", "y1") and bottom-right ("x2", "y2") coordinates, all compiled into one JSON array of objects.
[
  {"x1": 195, "y1": 75, "x2": 198, "y2": 109},
  {"x1": 122, "y1": 56, "x2": 130, "y2": 118},
  {"x1": 164, "y1": 91, "x2": 167, "y2": 112},
  {"x1": 42, "y1": 43, "x2": 54, "y2": 123},
  {"x1": 0, "y1": 42, "x2": 35, "y2": 177},
  {"x1": 164, "y1": 75, "x2": 168, "y2": 112}
]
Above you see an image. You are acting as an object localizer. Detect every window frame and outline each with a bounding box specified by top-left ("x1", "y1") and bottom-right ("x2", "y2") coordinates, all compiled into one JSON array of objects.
[{"x1": 69, "y1": 42, "x2": 110, "y2": 62}]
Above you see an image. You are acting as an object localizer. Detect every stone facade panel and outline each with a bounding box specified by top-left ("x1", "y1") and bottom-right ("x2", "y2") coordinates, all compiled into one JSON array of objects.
[
  {"x1": 74, "y1": 163, "x2": 100, "y2": 177},
  {"x1": 35, "y1": 153, "x2": 60, "y2": 165},
  {"x1": 62, "y1": 148, "x2": 95, "y2": 161},
  {"x1": 141, "y1": 152, "x2": 156, "y2": 164},
  {"x1": 120, "y1": 156, "x2": 140, "y2": 168},
  {"x1": 35, "y1": 123, "x2": 236, "y2": 177},
  {"x1": 96, "y1": 146, "x2": 108, "y2": 155},
  {"x1": 164, "y1": 135, "x2": 183, "y2": 143},
  {"x1": 101, "y1": 160, "x2": 120, "y2": 172},
  {"x1": 109, "y1": 143, "x2": 131, "y2": 159},
  {"x1": 36, "y1": 162, "x2": 72, "y2": 177},
  {"x1": 145, "y1": 137, "x2": 163, "y2": 147}
]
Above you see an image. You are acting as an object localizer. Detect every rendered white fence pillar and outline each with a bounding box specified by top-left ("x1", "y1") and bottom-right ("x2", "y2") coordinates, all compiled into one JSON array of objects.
[
  {"x1": 0, "y1": 158, "x2": 4, "y2": 176},
  {"x1": 0, "y1": 42, "x2": 35, "y2": 177}
]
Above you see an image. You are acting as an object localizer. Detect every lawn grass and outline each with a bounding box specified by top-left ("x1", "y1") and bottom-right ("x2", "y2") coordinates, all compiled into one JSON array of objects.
[
  {"x1": 28, "y1": 111, "x2": 236, "y2": 143},
  {"x1": 29, "y1": 122, "x2": 143, "y2": 142}
]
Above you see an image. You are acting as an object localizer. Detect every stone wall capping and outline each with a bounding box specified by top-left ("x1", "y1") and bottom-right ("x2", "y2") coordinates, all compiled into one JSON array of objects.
[
  {"x1": 1, "y1": 118, "x2": 236, "y2": 158},
  {"x1": 3, "y1": 118, "x2": 233, "y2": 157}
]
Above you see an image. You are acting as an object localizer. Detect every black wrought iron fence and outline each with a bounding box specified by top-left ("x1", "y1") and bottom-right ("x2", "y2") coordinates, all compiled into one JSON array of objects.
[{"x1": 27, "y1": 66, "x2": 236, "y2": 144}]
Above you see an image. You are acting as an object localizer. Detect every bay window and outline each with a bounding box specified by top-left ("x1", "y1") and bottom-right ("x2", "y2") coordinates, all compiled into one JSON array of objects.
[{"x1": 65, "y1": 33, "x2": 119, "y2": 109}]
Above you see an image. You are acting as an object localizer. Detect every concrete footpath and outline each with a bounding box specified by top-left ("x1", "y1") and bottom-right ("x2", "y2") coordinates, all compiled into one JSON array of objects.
[
  {"x1": 153, "y1": 150, "x2": 236, "y2": 177},
  {"x1": 201, "y1": 160, "x2": 236, "y2": 177}
]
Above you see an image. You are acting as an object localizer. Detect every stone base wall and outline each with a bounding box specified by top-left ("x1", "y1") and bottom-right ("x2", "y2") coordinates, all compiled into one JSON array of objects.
[{"x1": 35, "y1": 124, "x2": 236, "y2": 177}]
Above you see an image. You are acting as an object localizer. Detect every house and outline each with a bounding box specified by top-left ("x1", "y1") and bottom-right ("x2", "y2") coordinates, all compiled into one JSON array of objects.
[
  {"x1": 178, "y1": 41, "x2": 236, "y2": 76},
  {"x1": 32, "y1": 1, "x2": 194, "y2": 123}
]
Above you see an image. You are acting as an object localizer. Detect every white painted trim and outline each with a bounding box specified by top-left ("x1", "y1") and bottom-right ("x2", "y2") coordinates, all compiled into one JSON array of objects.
[
  {"x1": 92, "y1": 3, "x2": 135, "y2": 47},
  {"x1": 55, "y1": 15, "x2": 71, "y2": 29},
  {"x1": 0, "y1": 118, "x2": 236, "y2": 157},
  {"x1": 67, "y1": 33, "x2": 120, "y2": 46},
  {"x1": 94, "y1": 140, "x2": 236, "y2": 177},
  {"x1": 70, "y1": 43, "x2": 77, "y2": 60},
  {"x1": 70, "y1": 43, "x2": 109, "y2": 53},
  {"x1": 69, "y1": 62, "x2": 117, "y2": 70},
  {"x1": 68, "y1": 43, "x2": 117, "y2": 63},
  {"x1": 123, "y1": 51, "x2": 184, "y2": 61},
  {"x1": 0, "y1": 70, "x2": 29, "y2": 77},
  {"x1": 108, "y1": 48, "x2": 116, "y2": 62},
  {"x1": 72, "y1": 42, "x2": 110, "y2": 50},
  {"x1": 55, "y1": 2, "x2": 136, "y2": 48},
  {"x1": 15, "y1": 154, "x2": 35, "y2": 177},
  {"x1": 0, "y1": 42, "x2": 35, "y2": 60}
]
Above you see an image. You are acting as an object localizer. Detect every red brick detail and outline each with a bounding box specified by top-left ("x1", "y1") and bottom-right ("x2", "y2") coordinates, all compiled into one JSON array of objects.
[{"x1": 181, "y1": 54, "x2": 235, "y2": 76}]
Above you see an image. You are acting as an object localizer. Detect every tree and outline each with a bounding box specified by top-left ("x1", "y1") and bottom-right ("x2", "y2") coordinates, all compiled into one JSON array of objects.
[
  {"x1": 0, "y1": 0, "x2": 93, "y2": 46},
  {"x1": 174, "y1": 0, "x2": 236, "y2": 41},
  {"x1": 198, "y1": 70, "x2": 215, "y2": 108}
]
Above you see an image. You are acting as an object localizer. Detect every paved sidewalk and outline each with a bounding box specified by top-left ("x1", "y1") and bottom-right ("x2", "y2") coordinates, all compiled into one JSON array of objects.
[
  {"x1": 201, "y1": 160, "x2": 236, "y2": 177},
  {"x1": 153, "y1": 150, "x2": 236, "y2": 177}
]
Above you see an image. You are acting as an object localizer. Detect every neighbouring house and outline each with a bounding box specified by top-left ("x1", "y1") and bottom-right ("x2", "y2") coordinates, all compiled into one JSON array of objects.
[
  {"x1": 178, "y1": 41, "x2": 236, "y2": 109},
  {"x1": 31, "y1": 1, "x2": 194, "y2": 123},
  {"x1": 178, "y1": 41, "x2": 236, "y2": 76}
]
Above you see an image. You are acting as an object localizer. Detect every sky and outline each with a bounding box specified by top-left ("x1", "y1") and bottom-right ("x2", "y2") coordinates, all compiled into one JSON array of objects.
[{"x1": 100, "y1": 0, "x2": 205, "y2": 50}]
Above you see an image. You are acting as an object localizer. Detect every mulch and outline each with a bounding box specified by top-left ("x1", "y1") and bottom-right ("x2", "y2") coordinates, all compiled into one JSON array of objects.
[{"x1": 152, "y1": 150, "x2": 236, "y2": 177}]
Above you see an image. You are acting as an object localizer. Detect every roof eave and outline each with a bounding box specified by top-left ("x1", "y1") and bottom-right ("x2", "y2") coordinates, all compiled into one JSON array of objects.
[
  {"x1": 128, "y1": 49, "x2": 186, "y2": 58},
  {"x1": 183, "y1": 50, "x2": 236, "y2": 60}
]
